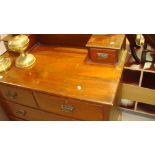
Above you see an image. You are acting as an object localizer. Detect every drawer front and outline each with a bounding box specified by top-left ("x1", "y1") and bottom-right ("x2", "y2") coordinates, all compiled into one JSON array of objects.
[
  {"x1": 89, "y1": 48, "x2": 118, "y2": 64},
  {"x1": 9, "y1": 115, "x2": 25, "y2": 121},
  {"x1": 2, "y1": 101, "x2": 76, "y2": 121},
  {"x1": 34, "y1": 92, "x2": 105, "y2": 120},
  {"x1": 0, "y1": 84, "x2": 37, "y2": 108}
]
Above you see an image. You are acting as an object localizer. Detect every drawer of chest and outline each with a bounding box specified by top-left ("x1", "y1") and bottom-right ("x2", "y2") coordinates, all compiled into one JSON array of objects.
[
  {"x1": 34, "y1": 92, "x2": 105, "y2": 120},
  {"x1": 88, "y1": 48, "x2": 118, "y2": 64},
  {"x1": 9, "y1": 115, "x2": 25, "y2": 121},
  {"x1": 2, "y1": 101, "x2": 76, "y2": 121},
  {"x1": 0, "y1": 84, "x2": 37, "y2": 108}
]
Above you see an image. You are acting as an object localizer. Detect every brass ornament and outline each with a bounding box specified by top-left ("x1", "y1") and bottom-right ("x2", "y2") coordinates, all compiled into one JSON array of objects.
[
  {"x1": 0, "y1": 54, "x2": 12, "y2": 72},
  {"x1": 8, "y1": 35, "x2": 36, "y2": 68},
  {"x1": 135, "y1": 34, "x2": 145, "y2": 46},
  {"x1": 0, "y1": 38, "x2": 12, "y2": 72}
]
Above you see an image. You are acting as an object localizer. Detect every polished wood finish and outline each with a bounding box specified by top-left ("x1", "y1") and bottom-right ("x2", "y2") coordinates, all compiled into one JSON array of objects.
[
  {"x1": 86, "y1": 35, "x2": 126, "y2": 64},
  {"x1": 0, "y1": 34, "x2": 127, "y2": 120},
  {"x1": 9, "y1": 115, "x2": 25, "y2": 121},
  {"x1": 34, "y1": 91, "x2": 109, "y2": 120},
  {"x1": 86, "y1": 34, "x2": 125, "y2": 49},
  {"x1": 2, "y1": 101, "x2": 76, "y2": 121},
  {"x1": 27, "y1": 34, "x2": 37, "y2": 50},
  {"x1": 0, "y1": 44, "x2": 125, "y2": 106},
  {"x1": 0, "y1": 103, "x2": 9, "y2": 120},
  {"x1": 36, "y1": 34, "x2": 91, "y2": 47},
  {"x1": 0, "y1": 84, "x2": 37, "y2": 108},
  {"x1": 88, "y1": 48, "x2": 118, "y2": 64}
]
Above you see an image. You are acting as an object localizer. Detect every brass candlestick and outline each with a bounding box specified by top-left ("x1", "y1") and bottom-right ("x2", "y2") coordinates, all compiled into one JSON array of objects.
[
  {"x1": 8, "y1": 35, "x2": 36, "y2": 68},
  {"x1": 0, "y1": 54, "x2": 12, "y2": 72},
  {"x1": 0, "y1": 37, "x2": 12, "y2": 72}
]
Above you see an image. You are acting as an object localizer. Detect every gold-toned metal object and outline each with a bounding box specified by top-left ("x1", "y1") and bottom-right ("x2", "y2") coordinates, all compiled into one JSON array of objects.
[
  {"x1": 0, "y1": 54, "x2": 12, "y2": 72},
  {"x1": 8, "y1": 34, "x2": 36, "y2": 68},
  {"x1": 61, "y1": 104, "x2": 75, "y2": 113},
  {"x1": 6, "y1": 90, "x2": 18, "y2": 99},
  {"x1": 136, "y1": 34, "x2": 145, "y2": 46},
  {"x1": 97, "y1": 53, "x2": 109, "y2": 59},
  {"x1": 0, "y1": 38, "x2": 12, "y2": 72},
  {"x1": 16, "y1": 110, "x2": 27, "y2": 116}
]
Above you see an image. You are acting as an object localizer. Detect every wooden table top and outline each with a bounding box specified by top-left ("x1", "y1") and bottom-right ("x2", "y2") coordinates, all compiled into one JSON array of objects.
[{"x1": 0, "y1": 44, "x2": 127, "y2": 106}]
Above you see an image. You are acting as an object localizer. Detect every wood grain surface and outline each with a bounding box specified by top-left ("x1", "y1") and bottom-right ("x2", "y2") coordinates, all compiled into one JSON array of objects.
[
  {"x1": 86, "y1": 34, "x2": 125, "y2": 49},
  {"x1": 0, "y1": 43, "x2": 126, "y2": 106}
]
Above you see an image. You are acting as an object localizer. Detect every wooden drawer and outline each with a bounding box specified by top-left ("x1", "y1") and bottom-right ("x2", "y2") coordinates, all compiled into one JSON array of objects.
[
  {"x1": 120, "y1": 83, "x2": 155, "y2": 105},
  {"x1": 34, "y1": 92, "x2": 106, "y2": 120},
  {"x1": 2, "y1": 101, "x2": 76, "y2": 121},
  {"x1": 88, "y1": 48, "x2": 118, "y2": 64},
  {"x1": 9, "y1": 115, "x2": 25, "y2": 121},
  {"x1": 0, "y1": 84, "x2": 37, "y2": 108}
]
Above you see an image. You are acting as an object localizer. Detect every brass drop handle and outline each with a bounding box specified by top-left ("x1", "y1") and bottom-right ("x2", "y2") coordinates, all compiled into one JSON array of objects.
[
  {"x1": 97, "y1": 53, "x2": 109, "y2": 59},
  {"x1": 61, "y1": 104, "x2": 75, "y2": 113},
  {"x1": 16, "y1": 110, "x2": 27, "y2": 116},
  {"x1": 6, "y1": 90, "x2": 18, "y2": 99}
]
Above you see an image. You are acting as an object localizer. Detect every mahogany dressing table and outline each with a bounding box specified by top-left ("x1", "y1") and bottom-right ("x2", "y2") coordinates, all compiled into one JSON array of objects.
[{"x1": 0, "y1": 34, "x2": 127, "y2": 120}]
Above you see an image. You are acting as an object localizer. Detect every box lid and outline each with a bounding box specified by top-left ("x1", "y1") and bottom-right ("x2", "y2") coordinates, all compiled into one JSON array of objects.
[{"x1": 86, "y1": 34, "x2": 125, "y2": 49}]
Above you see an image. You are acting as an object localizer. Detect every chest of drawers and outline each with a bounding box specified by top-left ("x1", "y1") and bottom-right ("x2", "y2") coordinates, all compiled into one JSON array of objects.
[
  {"x1": 0, "y1": 34, "x2": 127, "y2": 121},
  {"x1": 0, "y1": 83, "x2": 111, "y2": 120}
]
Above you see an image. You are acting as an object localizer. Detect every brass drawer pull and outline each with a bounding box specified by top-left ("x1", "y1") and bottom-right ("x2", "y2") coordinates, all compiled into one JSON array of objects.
[
  {"x1": 97, "y1": 53, "x2": 109, "y2": 59},
  {"x1": 16, "y1": 110, "x2": 27, "y2": 116},
  {"x1": 61, "y1": 104, "x2": 75, "y2": 113},
  {"x1": 6, "y1": 90, "x2": 18, "y2": 99}
]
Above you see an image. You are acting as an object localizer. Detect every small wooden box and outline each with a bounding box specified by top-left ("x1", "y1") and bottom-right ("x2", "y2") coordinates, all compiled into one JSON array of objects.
[{"x1": 86, "y1": 34, "x2": 126, "y2": 64}]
